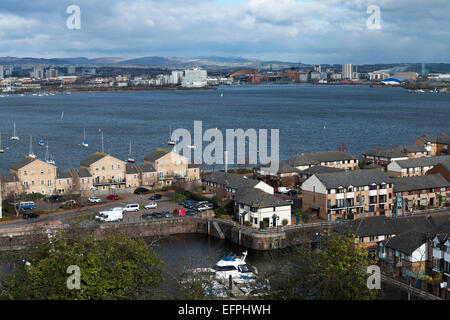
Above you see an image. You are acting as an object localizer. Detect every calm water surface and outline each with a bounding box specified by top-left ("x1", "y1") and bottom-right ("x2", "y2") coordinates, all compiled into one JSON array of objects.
[{"x1": 0, "y1": 84, "x2": 449, "y2": 172}]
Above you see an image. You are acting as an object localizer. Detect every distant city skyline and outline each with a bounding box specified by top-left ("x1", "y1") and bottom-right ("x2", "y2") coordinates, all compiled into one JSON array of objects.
[{"x1": 0, "y1": 0, "x2": 449, "y2": 64}]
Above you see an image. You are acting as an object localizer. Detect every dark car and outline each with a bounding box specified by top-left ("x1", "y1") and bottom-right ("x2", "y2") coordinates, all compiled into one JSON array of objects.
[
  {"x1": 59, "y1": 200, "x2": 77, "y2": 208},
  {"x1": 185, "y1": 209, "x2": 196, "y2": 216},
  {"x1": 23, "y1": 212, "x2": 40, "y2": 219},
  {"x1": 48, "y1": 194, "x2": 63, "y2": 202},
  {"x1": 152, "y1": 212, "x2": 163, "y2": 219},
  {"x1": 161, "y1": 211, "x2": 172, "y2": 218},
  {"x1": 149, "y1": 194, "x2": 162, "y2": 200},
  {"x1": 287, "y1": 190, "x2": 298, "y2": 196},
  {"x1": 134, "y1": 187, "x2": 150, "y2": 195},
  {"x1": 141, "y1": 213, "x2": 154, "y2": 220}
]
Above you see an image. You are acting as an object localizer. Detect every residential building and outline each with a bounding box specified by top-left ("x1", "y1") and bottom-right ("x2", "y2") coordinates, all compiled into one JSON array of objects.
[
  {"x1": 288, "y1": 151, "x2": 359, "y2": 171},
  {"x1": 342, "y1": 64, "x2": 353, "y2": 80},
  {"x1": 387, "y1": 155, "x2": 450, "y2": 177},
  {"x1": 301, "y1": 169, "x2": 394, "y2": 221},
  {"x1": 430, "y1": 221, "x2": 450, "y2": 289},
  {"x1": 137, "y1": 163, "x2": 158, "y2": 188},
  {"x1": 415, "y1": 133, "x2": 450, "y2": 156},
  {"x1": 253, "y1": 160, "x2": 302, "y2": 189},
  {"x1": 71, "y1": 168, "x2": 93, "y2": 194},
  {"x1": 0, "y1": 65, "x2": 4, "y2": 79},
  {"x1": 80, "y1": 152, "x2": 126, "y2": 191},
  {"x1": 0, "y1": 173, "x2": 21, "y2": 198},
  {"x1": 56, "y1": 171, "x2": 74, "y2": 194},
  {"x1": 181, "y1": 67, "x2": 207, "y2": 87},
  {"x1": 426, "y1": 161, "x2": 450, "y2": 182},
  {"x1": 45, "y1": 68, "x2": 58, "y2": 79},
  {"x1": 362, "y1": 145, "x2": 427, "y2": 166},
  {"x1": 234, "y1": 187, "x2": 291, "y2": 228},
  {"x1": 144, "y1": 149, "x2": 200, "y2": 186},
  {"x1": 204, "y1": 171, "x2": 273, "y2": 199},
  {"x1": 392, "y1": 174, "x2": 450, "y2": 213},
  {"x1": 33, "y1": 66, "x2": 44, "y2": 79},
  {"x1": 9, "y1": 157, "x2": 57, "y2": 195}
]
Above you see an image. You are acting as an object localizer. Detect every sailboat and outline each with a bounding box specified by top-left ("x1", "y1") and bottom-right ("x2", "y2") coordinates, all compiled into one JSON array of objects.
[
  {"x1": 60, "y1": 111, "x2": 64, "y2": 120},
  {"x1": 27, "y1": 135, "x2": 36, "y2": 159},
  {"x1": 82, "y1": 128, "x2": 88, "y2": 147},
  {"x1": 168, "y1": 127, "x2": 176, "y2": 146},
  {"x1": 0, "y1": 134, "x2": 4, "y2": 153},
  {"x1": 38, "y1": 140, "x2": 45, "y2": 146},
  {"x1": 45, "y1": 143, "x2": 55, "y2": 165},
  {"x1": 10, "y1": 122, "x2": 19, "y2": 140},
  {"x1": 127, "y1": 141, "x2": 135, "y2": 163}
]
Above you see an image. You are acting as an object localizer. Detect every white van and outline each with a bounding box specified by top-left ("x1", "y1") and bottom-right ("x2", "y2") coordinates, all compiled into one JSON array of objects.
[
  {"x1": 95, "y1": 207, "x2": 123, "y2": 222},
  {"x1": 123, "y1": 203, "x2": 140, "y2": 213}
]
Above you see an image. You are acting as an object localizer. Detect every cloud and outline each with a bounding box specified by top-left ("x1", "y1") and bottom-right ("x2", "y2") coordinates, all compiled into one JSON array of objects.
[{"x1": 0, "y1": 0, "x2": 448, "y2": 63}]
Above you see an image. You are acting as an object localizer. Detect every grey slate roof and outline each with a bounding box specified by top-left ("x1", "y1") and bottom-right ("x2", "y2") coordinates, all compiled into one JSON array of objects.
[
  {"x1": 255, "y1": 160, "x2": 302, "y2": 175},
  {"x1": 393, "y1": 174, "x2": 450, "y2": 193},
  {"x1": 126, "y1": 164, "x2": 140, "y2": 175},
  {"x1": 288, "y1": 151, "x2": 357, "y2": 167},
  {"x1": 335, "y1": 213, "x2": 450, "y2": 237},
  {"x1": 144, "y1": 149, "x2": 171, "y2": 162},
  {"x1": 315, "y1": 169, "x2": 392, "y2": 189},
  {"x1": 203, "y1": 172, "x2": 260, "y2": 190},
  {"x1": 384, "y1": 230, "x2": 427, "y2": 255},
  {"x1": 363, "y1": 145, "x2": 426, "y2": 158},
  {"x1": 440, "y1": 161, "x2": 450, "y2": 172},
  {"x1": 234, "y1": 187, "x2": 289, "y2": 208},
  {"x1": 10, "y1": 157, "x2": 36, "y2": 170},
  {"x1": 421, "y1": 133, "x2": 450, "y2": 144},
  {"x1": 392, "y1": 155, "x2": 450, "y2": 169},
  {"x1": 57, "y1": 171, "x2": 73, "y2": 179},
  {"x1": 137, "y1": 163, "x2": 156, "y2": 173},
  {"x1": 75, "y1": 168, "x2": 92, "y2": 178},
  {"x1": 80, "y1": 153, "x2": 108, "y2": 167},
  {"x1": 432, "y1": 220, "x2": 450, "y2": 242},
  {"x1": 0, "y1": 173, "x2": 19, "y2": 183},
  {"x1": 300, "y1": 165, "x2": 344, "y2": 177}
]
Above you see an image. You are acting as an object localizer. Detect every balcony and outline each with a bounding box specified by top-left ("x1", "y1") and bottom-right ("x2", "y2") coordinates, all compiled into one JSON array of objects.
[
  {"x1": 328, "y1": 200, "x2": 364, "y2": 210},
  {"x1": 93, "y1": 179, "x2": 126, "y2": 187}
]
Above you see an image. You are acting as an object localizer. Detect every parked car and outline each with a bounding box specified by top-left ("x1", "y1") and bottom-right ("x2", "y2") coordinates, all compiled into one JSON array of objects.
[
  {"x1": 161, "y1": 211, "x2": 172, "y2": 218},
  {"x1": 185, "y1": 209, "x2": 196, "y2": 216},
  {"x1": 134, "y1": 187, "x2": 150, "y2": 194},
  {"x1": 287, "y1": 190, "x2": 298, "y2": 196},
  {"x1": 48, "y1": 195, "x2": 63, "y2": 202},
  {"x1": 144, "y1": 201, "x2": 158, "y2": 209},
  {"x1": 141, "y1": 213, "x2": 154, "y2": 220},
  {"x1": 152, "y1": 212, "x2": 163, "y2": 219},
  {"x1": 107, "y1": 194, "x2": 119, "y2": 200},
  {"x1": 276, "y1": 187, "x2": 290, "y2": 194},
  {"x1": 149, "y1": 194, "x2": 162, "y2": 200},
  {"x1": 59, "y1": 200, "x2": 77, "y2": 208},
  {"x1": 95, "y1": 207, "x2": 123, "y2": 222},
  {"x1": 123, "y1": 203, "x2": 140, "y2": 213},
  {"x1": 195, "y1": 204, "x2": 211, "y2": 212},
  {"x1": 22, "y1": 212, "x2": 40, "y2": 219},
  {"x1": 88, "y1": 196, "x2": 102, "y2": 203},
  {"x1": 173, "y1": 208, "x2": 186, "y2": 217}
]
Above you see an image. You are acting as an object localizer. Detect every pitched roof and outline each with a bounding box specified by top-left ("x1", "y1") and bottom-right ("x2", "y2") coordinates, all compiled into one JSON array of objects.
[
  {"x1": 126, "y1": 164, "x2": 140, "y2": 175},
  {"x1": 431, "y1": 220, "x2": 450, "y2": 242},
  {"x1": 234, "y1": 187, "x2": 289, "y2": 208},
  {"x1": 0, "y1": 173, "x2": 19, "y2": 183},
  {"x1": 75, "y1": 168, "x2": 92, "y2": 178},
  {"x1": 363, "y1": 145, "x2": 426, "y2": 158},
  {"x1": 416, "y1": 133, "x2": 450, "y2": 144},
  {"x1": 203, "y1": 172, "x2": 260, "y2": 190},
  {"x1": 144, "y1": 149, "x2": 171, "y2": 162},
  {"x1": 384, "y1": 230, "x2": 427, "y2": 254},
  {"x1": 393, "y1": 174, "x2": 450, "y2": 193},
  {"x1": 57, "y1": 171, "x2": 73, "y2": 179},
  {"x1": 289, "y1": 151, "x2": 357, "y2": 167},
  {"x1": 256, "y1": 160, "x2": 302, "y2": 175},
  {"x1": 300, "y1": 165, "x2": 344, "y2": 176},
  {"x1": 80, "y1": 152, "x2": 108, "y2": 166},
  {"x1": 137, "y1": 163, "x2": 156, "y2": 173},
  {"x1": 391, "y1": 155, "x2": 450, "y2": 169},
  {"x1": 10, "y1": 157, "x2": 37, "y2": 170},
  {"x1": 439, "y1": 161, "x2": 450, "y2": 172},
  {"x1": 315, "y1": 169, "x2": 392, "y2": 189}
]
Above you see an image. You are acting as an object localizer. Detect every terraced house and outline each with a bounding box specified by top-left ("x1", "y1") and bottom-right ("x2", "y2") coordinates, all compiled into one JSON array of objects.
[
  {"x1": 80, "y1": 152, "x2": 126, "y2": 191},
  {"x1": 362, "y1": 144, "x2": 427, "y2": 166},
  {"x1": 387, "y1": 155, "x2": 450, "y2": 177},
  {"x1": 287, "y1": 150, "x2": 359, "y2": 171},
  {"x1": 301, "y1": 169, "x2": 394, "y2": 221},
  {"x1": 415, "y1": 133, "x2": 450, "y2": 156},
  {"x1": 392, "y1": 174, "x2": 450, "y2": 213}
]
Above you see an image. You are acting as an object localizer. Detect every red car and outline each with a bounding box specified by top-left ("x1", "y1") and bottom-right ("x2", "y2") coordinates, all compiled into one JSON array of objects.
[
  {"x1": 107, "y1": 194, "x2": 119, "y2": 200},
  {"x1": 173, "y1": 208, "x2": 186, "y2": 217}
]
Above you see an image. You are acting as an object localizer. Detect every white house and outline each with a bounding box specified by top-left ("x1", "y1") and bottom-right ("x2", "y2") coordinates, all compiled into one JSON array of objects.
[
  {"x1": 234, "y1": 187, "x2": 291, "y2": 228},
  {"x1": 431, "y1": 224, "x2": 450, "y2": 286}
]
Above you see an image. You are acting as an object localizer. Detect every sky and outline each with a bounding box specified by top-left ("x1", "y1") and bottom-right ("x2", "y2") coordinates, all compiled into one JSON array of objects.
[{"x1": 0, "y1": 0, "x2": 449, "y2": 64}]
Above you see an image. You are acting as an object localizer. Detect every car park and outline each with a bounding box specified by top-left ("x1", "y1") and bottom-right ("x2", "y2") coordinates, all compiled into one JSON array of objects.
[
  {"x1": 23, "y1": 212, "x2": 40, "y2": 219},
  {"x1": 144, "y1": 201, "x2": 158, "y2": 209}
]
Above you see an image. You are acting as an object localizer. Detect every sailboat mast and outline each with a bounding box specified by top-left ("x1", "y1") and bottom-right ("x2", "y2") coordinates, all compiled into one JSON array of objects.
[{"x1": 101, "y1": 132, "x2": 104, "y2": 153}]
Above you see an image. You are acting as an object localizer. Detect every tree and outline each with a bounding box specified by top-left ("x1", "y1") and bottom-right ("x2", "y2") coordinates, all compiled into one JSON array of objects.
[
  {"x1": 314, "y1": 232, "x2": 377, "y2": 300},
  {"x1": 1, "y1": 227, "x2": 164, "y2": 300}
]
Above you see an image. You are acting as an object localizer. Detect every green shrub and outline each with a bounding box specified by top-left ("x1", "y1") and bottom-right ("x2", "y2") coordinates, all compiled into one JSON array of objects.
[
  {"x1": 244, "y1": 221, "x2": 252, "y2": 227},
  {"x1": 282, "y1": 219, "x2": 289, "y2": 226},
  {"x1": 259, "y1": 221, "x2": 268, "y2": 230},
  {"x1": 171, "y1": 193, "x2": 187, "y2": 203}
]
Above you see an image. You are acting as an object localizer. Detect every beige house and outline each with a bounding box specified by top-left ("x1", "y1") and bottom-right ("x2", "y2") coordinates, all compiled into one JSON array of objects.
[
  {"x1": 71, "y1": 168, "x2": 93, "y2": 194},
  {"x1": 144, "y1": 149, "x2": 200, "y2": 185},
  {"x1": 80, "y1": 153, "x2": 126, "y2": 191},
  {"x1": 55, "y1": 171, "x2": 74, "y2": 194},
  {"x1": 137, "y1": 164, "x2": 158, "y2": 188},
  {"x1": 0, "y1": 173, "x2": 22, "y2": 198},
  {"x1": 9, "y1": 157, "x2": 57, "y2": 196}
]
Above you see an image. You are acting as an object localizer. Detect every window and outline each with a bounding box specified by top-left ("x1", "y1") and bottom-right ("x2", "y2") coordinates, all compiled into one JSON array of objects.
[
  {"x1": 250, "y1": 207, "x2": 258, "y2": 213},
  {"x1": 40, "y1": 169, "x2": 44, "y2": 174},
  {"x1": 24, "y1": 170, "x2": 27, "y2": 175},
  {"x1": 41, "y1": 180, "x2": 44, "y2": 185},
  {"x1": 111, "y1": 165, "x2": 114, "y2": 170},
  {"x1": 102, "y1": 166, "x2": 105, "y2": 170},
  {"x1": 370, "y1": 185, "x2": 377, "y2": 190}
]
